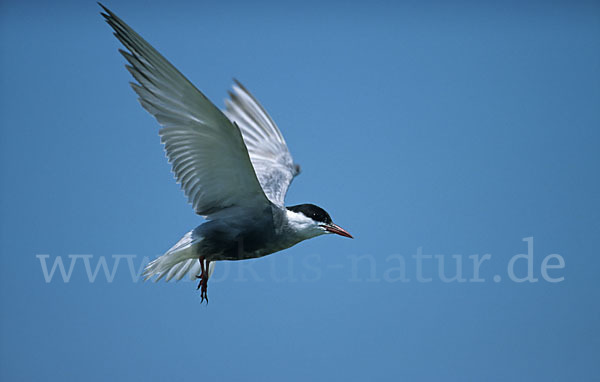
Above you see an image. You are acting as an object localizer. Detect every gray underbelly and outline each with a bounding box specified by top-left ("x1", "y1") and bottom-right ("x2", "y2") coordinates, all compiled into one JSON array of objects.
[{"x1": 193, "y1": 218, "x2": 284, "y2": 261}]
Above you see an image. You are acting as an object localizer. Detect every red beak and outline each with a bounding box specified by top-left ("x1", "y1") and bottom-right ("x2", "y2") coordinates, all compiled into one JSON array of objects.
[{"x1": 323, "y1": 223, "x2": 353, "y2": 239}]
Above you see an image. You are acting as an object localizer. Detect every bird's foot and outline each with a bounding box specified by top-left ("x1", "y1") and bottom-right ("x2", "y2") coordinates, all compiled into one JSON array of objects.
[{"x1": 196, "y1": 273, "x2": 208, "y2": 304}]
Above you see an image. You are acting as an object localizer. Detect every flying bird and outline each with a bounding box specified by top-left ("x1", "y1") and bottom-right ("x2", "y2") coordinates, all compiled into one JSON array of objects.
[{"x1": 100, "y1": 4, "x2": 353, "y2": 302}]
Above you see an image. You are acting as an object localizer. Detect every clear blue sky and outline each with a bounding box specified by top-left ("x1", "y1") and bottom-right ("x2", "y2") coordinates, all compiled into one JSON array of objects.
[{"x1": 1, "y1": 1, "x2": 599, "y2": 380}]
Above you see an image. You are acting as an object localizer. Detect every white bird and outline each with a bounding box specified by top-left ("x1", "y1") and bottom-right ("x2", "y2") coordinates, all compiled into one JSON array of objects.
[{"x1": 100, "y1": 4, "x2": 353, "y2": 302}]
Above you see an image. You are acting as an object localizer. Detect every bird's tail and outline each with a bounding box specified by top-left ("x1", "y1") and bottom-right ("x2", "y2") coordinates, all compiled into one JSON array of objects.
[{"x1": 142, "y1": 231, "x2": 214, "y2": 282}]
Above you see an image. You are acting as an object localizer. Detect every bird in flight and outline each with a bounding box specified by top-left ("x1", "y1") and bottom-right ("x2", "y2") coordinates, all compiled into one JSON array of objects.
[{"x1": 100, "y1": 4, "x2": 353, "y2": 302}]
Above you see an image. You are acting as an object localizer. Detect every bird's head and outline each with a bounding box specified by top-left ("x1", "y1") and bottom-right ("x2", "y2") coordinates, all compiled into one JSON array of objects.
[{"x1": 286, "y1": 204, "x2": 353, "y2": 240}]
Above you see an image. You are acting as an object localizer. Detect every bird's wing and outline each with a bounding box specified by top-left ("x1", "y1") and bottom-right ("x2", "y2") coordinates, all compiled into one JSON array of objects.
[
  {"x1": 224, "y1": 80, "x2": 300, "y2": 207},
  {"x1": 101, "y1": 5, "x2": 270, "y2": 217}
]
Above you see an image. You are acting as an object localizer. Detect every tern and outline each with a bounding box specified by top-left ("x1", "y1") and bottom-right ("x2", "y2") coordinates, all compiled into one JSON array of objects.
[{"x1": 100, "y1": 4, "x2": 353, "y2": 302}]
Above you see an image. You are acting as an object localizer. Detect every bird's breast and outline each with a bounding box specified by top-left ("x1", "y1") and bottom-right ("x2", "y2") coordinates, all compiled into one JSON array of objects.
[{"x1": 193, "y1": 214, "x2": 278, "y2": 261}]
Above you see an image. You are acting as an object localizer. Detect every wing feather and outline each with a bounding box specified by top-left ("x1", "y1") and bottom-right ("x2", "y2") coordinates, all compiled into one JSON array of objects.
[
  {"x1": 101, "y1": 5, "x2": 269, "y2": 216},
  {"x1": 224, "y1": 80, "x2": 300, "y2": 206}
]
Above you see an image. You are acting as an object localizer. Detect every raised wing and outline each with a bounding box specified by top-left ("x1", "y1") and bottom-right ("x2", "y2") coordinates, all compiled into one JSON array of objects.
[
  {"x1": 101, "y1": 5, "x2": 269, "y2": 216},
  {"x1": 224, "y1": 80, "x2": 300, "y2": 207}
]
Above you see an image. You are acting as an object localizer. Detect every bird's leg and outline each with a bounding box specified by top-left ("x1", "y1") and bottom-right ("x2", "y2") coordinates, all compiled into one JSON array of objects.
[
  {"x1": 203, "y1": 260, "x2": 211, "y2": 302},
  {"x1": 196, "y1": 258, "x2": 206, "y2": 288},
  {"x1": 196, "y1": 257, "x2": 209, "y2": 303}
]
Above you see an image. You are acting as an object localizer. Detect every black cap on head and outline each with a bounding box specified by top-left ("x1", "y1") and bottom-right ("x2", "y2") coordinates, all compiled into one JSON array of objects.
[{"x1": 287, "y1": 204, "x2": 332, "y2": 224}]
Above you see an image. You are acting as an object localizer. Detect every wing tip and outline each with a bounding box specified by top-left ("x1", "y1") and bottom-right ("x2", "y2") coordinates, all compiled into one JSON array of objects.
[
  {"x1": 232, "y1": 77, "x2": 243, "y2": 88},
  {"x1": 98, "y1": 3, "x2": 113, "y2": 20}
]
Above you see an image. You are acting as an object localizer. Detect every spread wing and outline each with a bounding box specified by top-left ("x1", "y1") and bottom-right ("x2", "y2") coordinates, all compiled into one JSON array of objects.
[
  {"x1": 224, "y1": 80, "x2": 300, "y2": 207},
  {"x1": 101, "y1": 5, "x2": 270, "y2": 217}
]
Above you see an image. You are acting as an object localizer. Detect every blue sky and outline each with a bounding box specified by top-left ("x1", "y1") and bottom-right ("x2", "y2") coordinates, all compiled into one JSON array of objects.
[{"x1": 1, "y1": 1, "x2": 599, "y2": 380}]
